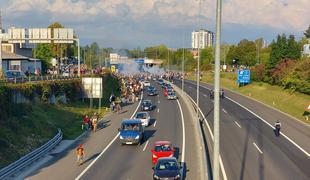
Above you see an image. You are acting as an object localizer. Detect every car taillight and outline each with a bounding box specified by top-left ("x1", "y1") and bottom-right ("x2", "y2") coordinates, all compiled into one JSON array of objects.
[{"x1": 153, "y1": 154, "x2": 157, "y2": 158}]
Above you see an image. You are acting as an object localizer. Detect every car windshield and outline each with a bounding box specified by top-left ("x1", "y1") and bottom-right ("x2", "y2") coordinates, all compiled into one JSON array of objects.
[
  {"x1": 168, "y1": 92, "x2": 176, "y2": 96},
  {"x1": 148, "y1": 86, "x2": 155, "y2": 90},
  {"x1": 136, "y1": 113, "x2": 147, "y2": 119},
  {"x1": 156, "y1": 160, "x2": 178, "y2": 171},
  {"x1": 122, "y1": 123, "x2": 141, "y2": 131},
  {"x1": 154, "y1": 144, "x2": 172, "y2": 152},
  {"x1": 143, "y1": 101, "x2": 151, "y2": 105}
]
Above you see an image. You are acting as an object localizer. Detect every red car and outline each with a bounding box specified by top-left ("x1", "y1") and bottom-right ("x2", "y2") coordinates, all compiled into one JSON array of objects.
[
  {"x1": 164, "y1": 89, "x2": 168, "y2": 96},
  {"x1": 151, "y1": 141, "x2": 176, "y2": 164}
]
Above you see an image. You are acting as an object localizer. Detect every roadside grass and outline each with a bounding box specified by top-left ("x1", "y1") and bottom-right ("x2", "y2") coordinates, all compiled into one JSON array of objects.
[
  {"x1": 0, "y1": 102, "x2": 109, "y2": 168},
  {"x1": 188, "y1": 72, "x2": 310, "y2": 124}
]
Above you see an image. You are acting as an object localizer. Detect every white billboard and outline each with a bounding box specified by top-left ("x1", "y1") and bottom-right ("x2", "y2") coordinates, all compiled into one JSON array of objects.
[
  {"x1": 82, "y1": 77, "x2": 103, "y2": 98},
  {"x1": 54, "y1": 28, "x2": 74, "y2": 43},
  {"x1": 8, "y1": 28, "x2": 26, "y2": 43},
  {"x1": 29, "y1": 28, "x2": 52, "y2": 43}
]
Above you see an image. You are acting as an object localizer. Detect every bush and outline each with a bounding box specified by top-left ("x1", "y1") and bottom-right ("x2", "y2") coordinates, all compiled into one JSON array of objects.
[
  {"x1": 269, "y1": 59, "x2": 296, "y2": 85},
  {"x1": 282, "y1": 59, "x2": 310, "y2": 94},
  {"x1": 251, "y1": 64, "x2": 266, "y2": 81}
]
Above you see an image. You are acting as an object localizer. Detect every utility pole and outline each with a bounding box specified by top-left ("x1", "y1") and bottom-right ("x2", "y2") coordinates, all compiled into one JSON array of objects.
[
  {"x1": 182, "y1": 34, "x2": 185, "y2": 92},
  {"x1": 196, "y1": 0, "x2": 203, "y2": 117},
  {"x1": 213, "y1": 0, "x2": 222, "y2": 180}
]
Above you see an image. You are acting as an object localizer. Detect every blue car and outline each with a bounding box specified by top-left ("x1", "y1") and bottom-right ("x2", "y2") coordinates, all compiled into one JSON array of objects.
[
  {"x1": 119, "y1": 119, "x2": 144, "y2": 145},
  {"x1": 152, "y1": 157, "x2": 182, "y2": 180}
]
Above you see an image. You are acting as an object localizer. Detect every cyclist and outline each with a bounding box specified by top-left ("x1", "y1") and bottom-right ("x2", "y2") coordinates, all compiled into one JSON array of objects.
[
  {"x1": 274, "y1": 121, "x2": 281, "y2": 137},
  {"x1": 76, "y1": 144, "x2": 85, "y2": 165}
]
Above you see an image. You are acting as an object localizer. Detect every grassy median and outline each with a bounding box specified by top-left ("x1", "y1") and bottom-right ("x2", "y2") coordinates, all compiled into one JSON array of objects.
[{"x1": 188, "y1": 72, "x2": 310, "y2": 124}]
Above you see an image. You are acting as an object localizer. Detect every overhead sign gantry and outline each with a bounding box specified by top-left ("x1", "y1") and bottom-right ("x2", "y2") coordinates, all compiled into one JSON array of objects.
[{"x1": 0, "y1": 27, "x2": 80, "y2": 77}]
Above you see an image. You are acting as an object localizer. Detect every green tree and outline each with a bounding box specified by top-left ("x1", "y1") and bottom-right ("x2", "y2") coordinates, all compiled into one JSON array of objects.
[
  {"x1": 34, "y1": 44, "x2": 53, "y2": 72},
  {"x1": 304, "y1": 25, "x2": 310, "y2": 38},
  {"x1": 200, "y1": 47, "x2": 214, "y2": 70},
  {"x1": 287, "y1": 35, "x2": 300, "y2": 60}
]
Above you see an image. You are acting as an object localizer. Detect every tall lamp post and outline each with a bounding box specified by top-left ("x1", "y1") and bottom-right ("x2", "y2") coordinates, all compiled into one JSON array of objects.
[{"x1": 213, "y1": 0, "x2": 222, "y2": 179}]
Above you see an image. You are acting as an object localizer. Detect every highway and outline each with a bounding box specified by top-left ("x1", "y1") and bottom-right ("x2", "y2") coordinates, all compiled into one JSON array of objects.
[
  {"x1": 173, "y1": 79, "x2": 310, "y2": 180},
  {"x1": 25, "y1": 81, "x2": 203, "y2": 180}
]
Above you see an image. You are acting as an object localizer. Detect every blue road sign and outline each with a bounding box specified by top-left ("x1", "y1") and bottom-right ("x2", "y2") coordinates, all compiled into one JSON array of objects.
[{"x1": 237, "y1": 70, "x2": 251, "y2": 84}]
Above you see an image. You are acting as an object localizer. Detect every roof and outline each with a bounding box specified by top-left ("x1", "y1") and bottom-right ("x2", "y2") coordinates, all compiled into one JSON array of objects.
[
  {"x1": 155, "y1": 141, "x2": 171, "y2": 146},
  {"x1": 1, "y1": 51, "x2": 28, "y2": 60},
  {"x1": 121, "y1": 119, "x2": 142, "y2": 124},
  {"x1": 157, "y1": 157, "x2": 177, "y2": 161}
]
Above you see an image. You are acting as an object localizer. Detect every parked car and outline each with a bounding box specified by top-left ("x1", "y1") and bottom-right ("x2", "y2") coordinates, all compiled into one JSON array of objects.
[
  {"x1": 141, "y1": 100, "x2": 154, "y2": 111},
  {"x1": 151, "y1": 141, "x2": 176, "y2": 164},
  {"x1": 119, "y1": 119, "x2": 144, "y2": 145},
  {"x1": 135, "y1": 112, "x2": 151, "y2": 127},
  {"x1": 152, "y1": 157, "x2": 182, "y2": 180}
]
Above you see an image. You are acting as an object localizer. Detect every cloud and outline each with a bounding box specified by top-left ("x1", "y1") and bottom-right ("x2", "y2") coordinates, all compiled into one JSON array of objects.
[{"x1": 0, "y1": 0, "x2": 309, "y2": 48}]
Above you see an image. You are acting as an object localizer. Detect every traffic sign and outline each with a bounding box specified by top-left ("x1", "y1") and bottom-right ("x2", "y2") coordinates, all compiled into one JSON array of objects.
[{"x1": 237, "y1": 69, "x2": 251, "y2": 84}]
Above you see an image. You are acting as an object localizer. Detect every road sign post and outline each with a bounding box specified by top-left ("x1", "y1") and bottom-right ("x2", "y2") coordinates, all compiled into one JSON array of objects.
[{"x1": 237, "y1": 69, "x2": 251, "y2": 87}]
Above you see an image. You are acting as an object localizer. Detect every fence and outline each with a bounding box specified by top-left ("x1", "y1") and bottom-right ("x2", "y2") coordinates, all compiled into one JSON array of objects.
[{"x1": 0, "y1": 129, "x2": 63, "y2": 179}]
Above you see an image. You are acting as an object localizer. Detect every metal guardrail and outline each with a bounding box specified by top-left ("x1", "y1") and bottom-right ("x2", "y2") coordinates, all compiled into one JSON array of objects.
[
  {"x1": 0, "y1": 129, "x2": 63, "y2": 179},
  {"x1": 3, "y1": 75, "x2": 80, "y2": 84}
]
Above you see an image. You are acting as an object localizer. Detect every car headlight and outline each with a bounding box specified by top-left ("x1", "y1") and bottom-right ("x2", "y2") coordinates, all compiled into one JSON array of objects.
[
  {"x1": 174, "y1": 174, "x2": 180, "y2": 179},
  {"x1": 120, "y1": 136, "x2": 124, "y2": 139},
  {"x1": 153, "y1": 174, "x2": 159, "y2": 179},
  {"x1": 135, "y1": 135, "x2": 140, "y2": 139}
]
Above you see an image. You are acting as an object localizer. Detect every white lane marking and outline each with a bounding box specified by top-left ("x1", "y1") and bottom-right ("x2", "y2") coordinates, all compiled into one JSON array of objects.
[
  {"x1": 186, "y1": 81, "x2": 310, "y2": 158},
  {"x1": 157, "y1": 108, "x2": 160, "y2": 113},
  {"x1": 143, "y1": 140, "x2": 149, "y2": 151},
  {"x1": 153, "y1": 121, "x2": 157, "y2": 127},
  {"x1": 158, "y1": 100, "x2": 160, "y2": 104},
  {"x1": 222, "y1": 108, "x2": 227, "y2": 114},
  {"x1": 176, "y1": 100, "x2": 186, "y2": 163},
  {"x1": 203, "y1": 94, "x2": 208, "y2": 97},
  {"x1": 75, "y1": 94, "x2": 143, "y2": 180},
  {"x1": 186, "y1": 94, "x2": 227, "y2": 180},
  {"x1": 234, "y1": 121, "x2": 242, "y2": 128},
  {"x1": 253, "y1": 142, "x2": 263, "y2": 154}
]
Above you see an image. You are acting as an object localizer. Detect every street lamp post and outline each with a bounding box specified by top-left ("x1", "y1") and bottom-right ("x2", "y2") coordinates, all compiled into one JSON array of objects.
[{"x1": 213, "y1": 0, "x2": 222, "y2": 180}]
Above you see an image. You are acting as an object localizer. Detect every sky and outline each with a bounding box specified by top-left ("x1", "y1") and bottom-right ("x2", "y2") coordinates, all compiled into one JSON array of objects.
[{"x1": 0, "y1": 0, "x2": 309, "y2": 49}]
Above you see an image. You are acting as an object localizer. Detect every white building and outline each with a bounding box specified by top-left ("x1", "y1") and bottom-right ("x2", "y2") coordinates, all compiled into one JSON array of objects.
[
  {"x1": 303, "y1": 44, "x2": 310, "y2": 57},
  {"x1": 191, "y1": 29, "x2": 214, "y2": 49}
]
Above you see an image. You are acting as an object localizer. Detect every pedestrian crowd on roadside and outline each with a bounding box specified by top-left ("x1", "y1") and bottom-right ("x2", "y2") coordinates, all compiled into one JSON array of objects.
[{"x1": 82, "y1": 112, "x2": 99, "y2": 132}]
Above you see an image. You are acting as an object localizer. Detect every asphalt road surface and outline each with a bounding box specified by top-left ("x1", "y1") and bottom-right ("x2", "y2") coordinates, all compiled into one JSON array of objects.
[
  {"x1": 26, "y1": 81, "x2": 203, "y2": 180},
  {"x1": 173, "y1": 79, "x2": 310, "y2": 180},
  {"x1": 77, "y1": 81, "x2": 201, "y2": 180}
]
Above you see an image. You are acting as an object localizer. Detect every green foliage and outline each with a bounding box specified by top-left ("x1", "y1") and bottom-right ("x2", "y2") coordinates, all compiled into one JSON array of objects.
[
  {"x1": 250, "y1": 64, "x2": 266, "y2": 82},
  {"x1": 33, "y1": 44, "x2": 53, "y2": 71},
  {"x1": 282, "y1": 58, "x2": 310, "y2": 94},
  {"x1": 5, "y1": 80, "x2": 82, "y2": 102},
  {"x1": 226, "y1": 39, "x2": 257, "y2": 66},
  {"x1": 304, "y1": 25, "x2": 310, "y2": 38}
]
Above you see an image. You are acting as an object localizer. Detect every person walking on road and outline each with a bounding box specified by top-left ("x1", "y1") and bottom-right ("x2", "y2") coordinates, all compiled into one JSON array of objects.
[
  {"x1": 92, "y1": 113, "x2": 98, "y2": 132},
  {"x1": 76, "y1": 144, "x2": 85, "y2": 166},
  {"x1": 83, "y1": 115, "x2": 89, "y2": 130},
  {"x1": 274, "y1": 121, "x2": 281, "y2": 137}
]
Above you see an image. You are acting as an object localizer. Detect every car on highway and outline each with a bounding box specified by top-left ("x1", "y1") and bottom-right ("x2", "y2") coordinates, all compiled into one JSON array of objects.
[
  {"x1": 144, "y1": 81, "x2": 151, "y2": 87},
  {"x1": 151, "y1": 141, "x2": 176, "y2": 164},
  {"x1": 167, "y1": 92, "x2": 177, "y2": 100},
  {"x1": 157, "y1": 79, "x2": 164, "y2": 85},
  {"x1": 119, "y1": 119, "x2": 144, "y2": 145},
  {"x1": 152, "y1": 157, "x2": 182, "y2": 180},
  {"x1": 141, "y1": 100, "x2": 154, "y2": 111},
  {"x1": 148, "y1": 88, "x2": 158, "y2": 96},
  {"x1": 135, "y1": 112, "x2": 151, "y2": 127}
]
